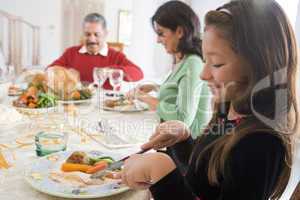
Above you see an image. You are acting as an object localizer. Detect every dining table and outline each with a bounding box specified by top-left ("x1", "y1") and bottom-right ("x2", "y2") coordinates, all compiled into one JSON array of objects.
[{"x1": 0, "y1": 81, "x2": 159, "y2": 200}]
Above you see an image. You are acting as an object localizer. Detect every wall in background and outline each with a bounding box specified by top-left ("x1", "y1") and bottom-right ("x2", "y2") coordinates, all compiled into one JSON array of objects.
[
  {"x1": 61, "y1": 0, "x2": 105, "y2": 52},
  {"x1": 0, "y1": 0, "x2": 62, "y2": 67},
  {"x1": 276, "y1": 0, "x2": 299, "y2": 29},
  {"x1": 0, "y1": 0, "x2": 299, "y2": 81},
  {"x1": 191, "y1": 0, "x2": 300, "y2": 33},
  {"x1": 128, "y1": 0, "x2": 171, "y2": 82},
  {"x1": 104, "y1": 0, "x2": 132, "y2": 43},
  {"x1": 295, "y1": 1, "x2": 300, "y2": 48},
  {"x1": 190, "y1": 0, "x2": 228, "y2": 28},
  {"x1": 0, "y1": 0, "x2": 171, "y2": 81},
  {"x1": 104, "y1": 0, "x2": 171, "y2": 82}
]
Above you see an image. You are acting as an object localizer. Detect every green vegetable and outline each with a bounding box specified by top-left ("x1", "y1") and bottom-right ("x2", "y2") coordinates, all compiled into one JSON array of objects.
[
  {"x1": 89, "y1": 156, "x2": 115, "y2": 165},
  {"x1": 79, "y1": 89, "x2": 92, "y2": 100},
  {"x1": 37, "y1": 93, "x2": 57, "y2": 108},
  {"x1": 99, "y1": 158, "x2": 114, "y2": 164}
]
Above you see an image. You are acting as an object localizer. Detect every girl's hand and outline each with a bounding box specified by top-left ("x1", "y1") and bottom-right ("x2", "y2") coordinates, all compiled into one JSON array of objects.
[
  {"x1": 115, "y1": 153, "x2": 176, "y2": 190},
  {"x1": 142, "y1": 120, "x2": 190, "y2": 150}
]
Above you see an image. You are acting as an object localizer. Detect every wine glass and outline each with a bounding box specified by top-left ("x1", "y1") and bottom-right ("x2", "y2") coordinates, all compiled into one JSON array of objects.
[
  {"x1": 93, "y1": 67, "x2": 109, "y2": 88},
  {"x1": 7, "y1": 65, "x2": 15, "y2": 83},
  {"x1": 0, "y1": 66, "x2": 8, "y2": 83},
  {"x1": 108, "y1": 69, "x2": 123, "y2": 96},
  {"x1": 93, "y1": 68, "x2": 109, "y2": 105}
]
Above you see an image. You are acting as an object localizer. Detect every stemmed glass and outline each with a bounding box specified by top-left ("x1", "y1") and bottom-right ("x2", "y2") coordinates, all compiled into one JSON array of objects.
[
  {"x1": 108, "y1": 69, "x2": 123, "y2": 96},
  {"x1": 93, "y1": 68, "x2": 109, "y2": 105},
  {"x1": 0, "y1": 66, "x2": 7, "y2": 83},
  {"x1": 7, "y1": 65, "x2": 15, "y2": 83},
  {"x1": 0, "y1": 65, "x2": 15, "y2": 83},
  {"x1": 93, "y1": 68, "x2": 109, "y2": 89}
]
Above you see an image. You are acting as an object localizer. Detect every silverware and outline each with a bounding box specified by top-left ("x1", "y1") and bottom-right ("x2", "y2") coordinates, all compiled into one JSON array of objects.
[
  {"x1": 90, "y1": 148, "x2": 151, "y2": 179},
  {"x1": 98, "y1": 121, "x2": 113, "y2": 133},
  {"x1": 98, "y1": 121, "x2": 105, "y2": 132}
]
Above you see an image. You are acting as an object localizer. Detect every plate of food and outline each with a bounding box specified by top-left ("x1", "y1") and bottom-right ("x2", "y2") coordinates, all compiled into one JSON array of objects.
[
  {"x1": 57, "y1": 88, "x2": 93, "y2": 104},
  {"x1": 103, "y1": 97, "x2": 148, "y2": 112},
  {"x1": 12, "y1": 72, "x2": 58, "y2": 115},
  {"x1": 12, "y1": 88, "x2": 57, "y2": 115},
  {"x1": 11, "y1": 69, "x2": 46, "y2": 96},
  {"x1": 46, "y1": 67, "x2": 94, "y2": 105},
  {"x1": 24, "y1": 151, "x2": 129, "y2": 199}
]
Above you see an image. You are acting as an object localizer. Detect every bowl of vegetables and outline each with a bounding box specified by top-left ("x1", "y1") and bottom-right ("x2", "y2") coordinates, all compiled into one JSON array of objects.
[{"x1": 12, "y1": 83, "x2": 57, "y2": 115}]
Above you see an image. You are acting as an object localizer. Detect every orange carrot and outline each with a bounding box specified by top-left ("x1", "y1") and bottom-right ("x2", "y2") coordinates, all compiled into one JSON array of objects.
[
  {"x1": 0, "y1": 151, "x2": 10, "y2": 169},
  {"x1": 86, "y1": 161, "x2": 108, "y2": 174},
  {"x1": 27, "y1": 86, "x2": 38, "y2": 96},
  {"x1": 28, "y1": 102, "x2": 37, "y2": 108},
  {"x1": 61, "y1": 163, "x2": 91, "y2": 173}
]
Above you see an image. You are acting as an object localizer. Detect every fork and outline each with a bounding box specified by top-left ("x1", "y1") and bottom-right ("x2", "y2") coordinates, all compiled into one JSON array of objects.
[{"x1": 90, "y1": 148, "x2": 152, "y2": 179}]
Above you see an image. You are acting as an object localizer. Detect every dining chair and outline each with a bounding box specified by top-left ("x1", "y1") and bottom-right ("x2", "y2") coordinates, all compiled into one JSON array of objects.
[{"x1": 107, "y1": 42, "x2": 124, "y2": 52}]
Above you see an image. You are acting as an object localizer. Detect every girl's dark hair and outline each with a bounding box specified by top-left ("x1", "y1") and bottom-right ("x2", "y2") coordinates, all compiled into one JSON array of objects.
[
  {"x1": 151, "y1": 0, "x2": 202, "y2": 58},
  {"x1": 195, "y1": 0, "x2": 298, "y2": 199}
]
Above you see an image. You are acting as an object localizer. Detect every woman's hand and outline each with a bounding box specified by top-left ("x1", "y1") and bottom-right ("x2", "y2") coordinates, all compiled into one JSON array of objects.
[
  {"x1": 136, "y1": 94, "x2": 159, "y2": 111},
  {"x1": 126, "y1": 84, "x2": 158, "y2": 100},
  {"x1": 139, "y1": 84, "x2": 158, "y2": 93},
  {"x1": 142, "y1": 120, "x2": 190, "y2": 150},
  {"x1": 115, "y1": 153, "x2": 176, "y2": 190}
]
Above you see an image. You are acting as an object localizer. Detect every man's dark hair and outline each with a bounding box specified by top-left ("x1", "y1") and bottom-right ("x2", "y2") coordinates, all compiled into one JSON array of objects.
[{"x1": 83, "y1": 13, "x2": 106, "y2": 29}]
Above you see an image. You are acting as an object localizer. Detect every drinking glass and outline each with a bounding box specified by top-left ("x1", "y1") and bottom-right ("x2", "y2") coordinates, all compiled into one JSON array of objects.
[
  {"x1": 108, "y1": 69, "x2": 123, "y2": 95},
  {"x1": 0, "y1": 66, "x2": 7, "y2": 83},
  {"x1": 35, "y1": 131, "x2": 68, "y2": 157},
  {"x1": 93, "y1": 67, "x2": 109, "y2": 88},
  {"x1": 7, "y1": 65, "x2": 15, "y2": 83}
]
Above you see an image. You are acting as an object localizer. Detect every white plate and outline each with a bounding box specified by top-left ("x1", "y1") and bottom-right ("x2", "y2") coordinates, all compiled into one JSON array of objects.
[
  {"x1": 24, "y1": 151, "x2": 129, "y2": 199},
  {"x1": 57, "y1": 98, "x2": 92, "y2": 105},
  {"x1": 103, "y1": 101, "x2": 149, "y2": 113},
  {"x1": 14, "y1": 106, "x2": 57, "y2": 115}
]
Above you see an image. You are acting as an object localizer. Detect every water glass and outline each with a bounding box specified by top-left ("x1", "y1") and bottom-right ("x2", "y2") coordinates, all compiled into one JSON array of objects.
[
  {"x1": 35, "y1": 131, "x2": 68, "y2": 157},
  {"x1": 0, "y1": 67, "x2": 7, "y2": 83}
]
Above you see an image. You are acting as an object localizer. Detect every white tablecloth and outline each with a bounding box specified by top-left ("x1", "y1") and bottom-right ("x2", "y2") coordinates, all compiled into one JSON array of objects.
[{"x1": 0, "y1": 83, "x2": 159, "y2": 200}]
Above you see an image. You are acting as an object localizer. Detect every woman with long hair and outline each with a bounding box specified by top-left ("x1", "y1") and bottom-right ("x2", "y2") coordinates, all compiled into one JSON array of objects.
[
  {"x1": 118, "y1": 0, "x2": 299, "y2": 199},
  {"x1": 127, "y1": 1, "x2": 211, "y2": 138}
]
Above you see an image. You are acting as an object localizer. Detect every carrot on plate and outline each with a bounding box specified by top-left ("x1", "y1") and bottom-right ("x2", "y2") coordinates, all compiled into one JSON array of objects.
[
  {"x1": 86, "y1": 161, "x2": 108, "y2": 174},
  {"x1": 0, "y1": 151, "x2": 10, "y2": 169},
  {"x1": 61, "y1": 163, "x2": 91, "y2": 173},
  {"x1": 28, "y1": 102, "x2": 37, "y2": 108}
]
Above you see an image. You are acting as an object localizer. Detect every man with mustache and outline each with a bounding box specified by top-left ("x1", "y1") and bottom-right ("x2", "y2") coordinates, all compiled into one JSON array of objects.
[{"x1": 49, "y1": 13, "x2": 143, "y2": 90}]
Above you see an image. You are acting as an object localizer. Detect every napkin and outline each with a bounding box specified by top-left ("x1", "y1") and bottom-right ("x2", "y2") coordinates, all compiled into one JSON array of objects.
[{"x1": 0, "y1": 104, "x2": 23, "y2": 126}]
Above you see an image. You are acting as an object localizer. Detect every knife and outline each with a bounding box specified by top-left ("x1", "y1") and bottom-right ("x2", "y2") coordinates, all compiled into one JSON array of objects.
[{"x1": 90, "y1": 148, "x2": 151, "y2": 179}]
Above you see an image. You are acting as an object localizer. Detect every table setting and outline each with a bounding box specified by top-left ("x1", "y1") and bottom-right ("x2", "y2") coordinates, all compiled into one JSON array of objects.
[{"x1": 0, "y1": 68, "x2": 158, "y2": 200}]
